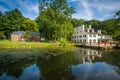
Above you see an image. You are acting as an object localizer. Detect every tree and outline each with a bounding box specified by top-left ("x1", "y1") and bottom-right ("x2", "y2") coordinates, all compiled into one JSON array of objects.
[
  {"x1": 114, "y1": 10, "x2": 120, "y2": 19},
  {"x1": 36, "y1": 0, "x2": 75, "y2": 40},
  {"x1": 71, "y1": 18, "x2": 85, "y2": 28},
  {"x1": 0, "y1": 9, "x2": 24, "y2": 38},
  {"x1": 22, "y1": 18, "x2": 38, "y2": 32},
  {"x1": 0, "y1": 12, "x2": 7, "y2": 39}
]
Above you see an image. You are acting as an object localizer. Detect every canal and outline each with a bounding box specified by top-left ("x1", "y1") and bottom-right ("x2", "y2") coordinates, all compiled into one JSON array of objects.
[{"x1": 0, "y1": 48, "x2": 120, "y2": 80}]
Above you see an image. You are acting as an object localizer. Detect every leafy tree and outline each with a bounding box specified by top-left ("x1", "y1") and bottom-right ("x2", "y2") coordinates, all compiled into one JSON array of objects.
[
  {"x1": 36, "y1": 0, "x2": 75, "y2": 41},
  {"x1": 71, "y1": 18, "x2": 85, "y2": 28},
  {"x1": 114, "y1": 10, "x2": 120, "y2": 19},
  {"x1": 0, "y1": 31, "x2": 6, "y2": 39},
  {"x1": 22, "y1": 18, "x2": 38, "y2": 32},
  {"x1": 0, "y1": 9, "x2": 24, "y2": 38}
]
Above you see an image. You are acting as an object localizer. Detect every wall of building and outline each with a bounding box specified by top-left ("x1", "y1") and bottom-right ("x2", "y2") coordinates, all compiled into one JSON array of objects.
[
  {"x1": 11, "y1": 34, "x2": 22, "y2": 41},
  {"x1": 72, "y1": 25, "x2": 99, "y2": 43}
]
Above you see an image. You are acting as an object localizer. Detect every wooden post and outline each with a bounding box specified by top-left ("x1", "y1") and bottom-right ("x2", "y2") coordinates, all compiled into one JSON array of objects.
[
  {"x1": 104, "y1": 40, "x2": 106, "y2": 47},
  {"x1": 98, "y1": 40, "x2": 100, "y2": 47}
]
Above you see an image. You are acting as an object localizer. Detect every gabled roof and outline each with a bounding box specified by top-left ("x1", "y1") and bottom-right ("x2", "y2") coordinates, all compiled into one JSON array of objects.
[
  {"x1": 87, "y1": 32, "x2": 97, "y2": 34},
  {"x1": 29, "y1": 32, "x2": 40, "y2": 36},
  {"x1": 11, "y1": 31, "x2": 25, "y2": 35}
]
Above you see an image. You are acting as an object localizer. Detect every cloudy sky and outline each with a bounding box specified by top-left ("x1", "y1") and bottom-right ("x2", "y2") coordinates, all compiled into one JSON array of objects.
[{"x1": 0, "y1": 0, "x2": 120, "y2": 20}]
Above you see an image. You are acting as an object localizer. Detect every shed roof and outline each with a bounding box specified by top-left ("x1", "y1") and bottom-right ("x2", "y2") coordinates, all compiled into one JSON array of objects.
[
  {"x1": 11, "y1": 31, "x2": 25, "y2": 35},
  {"x1": 29, "y1": 32, "x2": 40, "y2": 36}
]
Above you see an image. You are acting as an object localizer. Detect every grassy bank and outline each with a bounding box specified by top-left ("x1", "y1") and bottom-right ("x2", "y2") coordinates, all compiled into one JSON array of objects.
[
  {"x1": 0, "y1": 40, "x2": 77, "y2": 62},
  {"x1": 0, "y1": 40, "x2": 75, "y2": 50}
]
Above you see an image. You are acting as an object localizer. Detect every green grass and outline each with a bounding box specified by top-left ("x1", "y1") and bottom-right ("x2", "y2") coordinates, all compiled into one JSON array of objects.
[
  {"x1": 0, "y1": 40, "x2": 75, "y2": 50},
  {"x1": 0, "y1": 40, "x2": 77, "y2": 61}
]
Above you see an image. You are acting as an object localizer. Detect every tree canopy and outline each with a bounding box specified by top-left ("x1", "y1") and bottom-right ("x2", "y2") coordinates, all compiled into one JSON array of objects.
[
  {"x1": 22, "y1": 18, "x2": 38, "y2": 32},
  {"x1": 36, "y1": 0, "x2": 75, "y2": 40}
]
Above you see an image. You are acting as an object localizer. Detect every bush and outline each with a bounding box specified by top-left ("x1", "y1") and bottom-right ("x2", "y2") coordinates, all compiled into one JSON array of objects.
[{"x1": 58, "y1": 38, "x2": 67, "y2": 47}]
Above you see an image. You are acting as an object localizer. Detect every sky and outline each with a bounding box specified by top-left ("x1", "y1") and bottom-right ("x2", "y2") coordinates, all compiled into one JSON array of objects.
[{"x1": 0, "y1": 0, "x2": 120, "y2": 21}]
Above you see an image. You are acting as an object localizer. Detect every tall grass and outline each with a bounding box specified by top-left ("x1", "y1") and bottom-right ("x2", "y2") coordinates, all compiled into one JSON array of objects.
[
  {"x1": 0, "y1": 40, "x2": 76, "y2": 61},
  {"x1": 0, "y1": 40, "x2": 75, "y2": 50}
]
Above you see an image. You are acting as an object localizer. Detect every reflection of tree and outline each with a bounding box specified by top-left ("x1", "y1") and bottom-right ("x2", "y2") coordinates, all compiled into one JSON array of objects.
[
  {"x1": 93, "y1": 50, "x2": 120, "y2": 74},
  {"x1": 37, "y1": 53, "x2": 78, "y2": 80},
  {"x1": 94, "y1": 50, "x2": 120, "y2": 67},
  {"x1": 0, "y1": 51, "x2": 79, "y2": 80},
  {"x1": 0, "y1": 58, "x2": 36, "y2": 77}
]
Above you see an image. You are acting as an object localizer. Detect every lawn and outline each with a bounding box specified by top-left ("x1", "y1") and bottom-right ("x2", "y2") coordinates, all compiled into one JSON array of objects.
[{"x1": 0, "y1": 40, "x2": 75, "y2": 50}]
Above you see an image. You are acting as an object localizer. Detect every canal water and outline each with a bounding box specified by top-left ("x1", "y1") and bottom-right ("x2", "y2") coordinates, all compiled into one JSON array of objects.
[{"x1": 0, "y1": 48, "x2": 120, "y2": 80}]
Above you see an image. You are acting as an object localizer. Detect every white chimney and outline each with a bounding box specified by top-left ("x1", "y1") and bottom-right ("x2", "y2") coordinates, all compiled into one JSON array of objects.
[
  {"x1": 82, "y1": 24, "x2": 84, "y2": 31},
  {"x1": 92, "y1": 29, "x2": 94, "y2": 32},
  {"x1": 89, "y1": 25, "x2": 92, "y2": 29},
  {"x1": 97, "y1": 30, "x2": 101, "y2": 34},
  {"x1": 87, "y1": 29, "x2": 89, "y2": 32}
]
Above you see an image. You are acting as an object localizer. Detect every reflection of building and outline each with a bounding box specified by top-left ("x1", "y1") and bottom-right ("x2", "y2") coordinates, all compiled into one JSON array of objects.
[
  {"x1": 72, "y1": 25, "x2": 112, "y2": 44},
  {"x1": 82, "y1": 49, "x2": 102, "y2": 63},
  {"x1": 74, "y1": 48, "x2": 102, "y2": 63}
]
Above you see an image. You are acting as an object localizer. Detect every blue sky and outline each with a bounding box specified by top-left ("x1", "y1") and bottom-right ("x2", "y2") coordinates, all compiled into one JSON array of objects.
[{"x1": 0, "y1": 0, "x2": 120, "y2": 20}]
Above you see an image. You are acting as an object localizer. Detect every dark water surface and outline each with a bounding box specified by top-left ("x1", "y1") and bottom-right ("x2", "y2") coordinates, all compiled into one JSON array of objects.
[{"x1": 0, "y1": 48, "x2": 120, "y2": 80}]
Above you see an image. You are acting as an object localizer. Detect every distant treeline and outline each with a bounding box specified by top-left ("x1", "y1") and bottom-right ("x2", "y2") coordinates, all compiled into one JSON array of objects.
[{"x1": 0, "y1": 0, "x2": 120, "y2": 41}]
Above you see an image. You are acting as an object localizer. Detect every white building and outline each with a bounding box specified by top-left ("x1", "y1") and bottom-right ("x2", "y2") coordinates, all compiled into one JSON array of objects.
[{"x1": 72, "y1": 24, "x2": 111, "y2": 44}]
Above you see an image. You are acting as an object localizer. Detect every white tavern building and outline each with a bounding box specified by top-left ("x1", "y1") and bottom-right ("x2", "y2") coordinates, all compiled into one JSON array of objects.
[{"x1": 72, "y1": 25, "x2": 111, "y2": 44}]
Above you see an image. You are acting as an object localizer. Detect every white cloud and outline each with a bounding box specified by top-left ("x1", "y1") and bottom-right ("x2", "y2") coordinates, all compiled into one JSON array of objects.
[
  {"x1": 0, "y1": 6, "x2": 8, "y2": 12},
  {"x1": 79, "y1": 0, "x2": 93, "y2": 20},
  {"x1": 0, "y1": 0, "x2": 39, "y2": 20},
  {"x1": 70, "y1": 0, "x2": 120, "y2": 20},
  {"x1": 29, "y1": 5, "x2": 39, "y2": 13},
  {"x1": 67, "y1": 0, "x2": 77, "y2": 2},
  {"x1": 71, "y1": 0, "x2": 93, "y2": 20}
]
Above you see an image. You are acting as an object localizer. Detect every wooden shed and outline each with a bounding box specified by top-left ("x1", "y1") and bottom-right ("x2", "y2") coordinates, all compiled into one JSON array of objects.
[{"x1": 11, "y1": 31, "x2": 25, "y2": 41}]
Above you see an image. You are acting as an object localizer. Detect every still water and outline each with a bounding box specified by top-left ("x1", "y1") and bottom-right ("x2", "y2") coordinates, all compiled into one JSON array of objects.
[{"x1": 0, "y1": 48, "x2": 120, "y2": 80}]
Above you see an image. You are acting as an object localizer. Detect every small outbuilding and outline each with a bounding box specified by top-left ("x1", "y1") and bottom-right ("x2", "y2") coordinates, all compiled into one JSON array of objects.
[
  {"x1": 11, "y1": 31, "x2": 41, "y2": 41},
  {"x1": 29, "y1": 32, "x2": 40, "y2": 41},
  {"x1": 11, "y1": 31, "x2": 25, "y2": 41}
]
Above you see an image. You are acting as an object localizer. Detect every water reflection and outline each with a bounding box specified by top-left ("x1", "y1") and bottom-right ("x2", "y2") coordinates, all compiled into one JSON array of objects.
[
  {"x1": 0, "y1": 64, "x2": 42, "y2": 80},
  {"x1": 74, "y1": 48, "x2": 102, "y2": 63},
  {"x1": 71, "y1": 48, "x2": 120, "y2": 80},
  {"x1": 71, "y1": 62, "x2": 120, "y2": 80},
  {"x1": 0, "y1": 48, "x2": 120, "y2": 80}
]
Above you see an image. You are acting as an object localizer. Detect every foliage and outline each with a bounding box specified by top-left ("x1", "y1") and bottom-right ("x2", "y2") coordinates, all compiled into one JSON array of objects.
[
  {"x1": 22, "y1": 18, "x2": 38, "y2": 32},
  {"x1": 36, "y1": 0, "x2": 75, "y2": 41},
  {"x1": 71, "y1": 18, "x2": 85, "y2": 27},
  {"x1": 0, "y1": 9, "x2": 24, "y2": 38},
  {"x1": 58, "y1": 38, "x2": 67, "y2": 47},
  {"x1": 0, "y1": 31, "x2": 6, "y2": 39}
]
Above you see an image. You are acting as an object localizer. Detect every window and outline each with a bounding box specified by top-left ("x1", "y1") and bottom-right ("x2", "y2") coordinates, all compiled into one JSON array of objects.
[
  {"x1": 93, "y1": 39, "x2": 96, "y2": 43},
  {"x1": 93, "y1": 34, "x2": 96, "y2": 37},
  {"x1": 90, "y1": 30, "x2": 92, "y2": 32},
  {"x1": 89, "y1": 34, "x2": 92, "y2": 37},
  {"x1": 89, "y1": 39, "x2": 92, "y2": 42},
  {"x1": 80, "y1": 35, "x2": 82, "y2": 38},
  {"x1": 79, "y1": 39, "x2": 82, "y2": 43},
  {"x1": 83, "y1": 35, "x2": 86, "y2": 37},
  {"x1": 83, "y1": 39, "x2": 86, "y2": 42}
]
